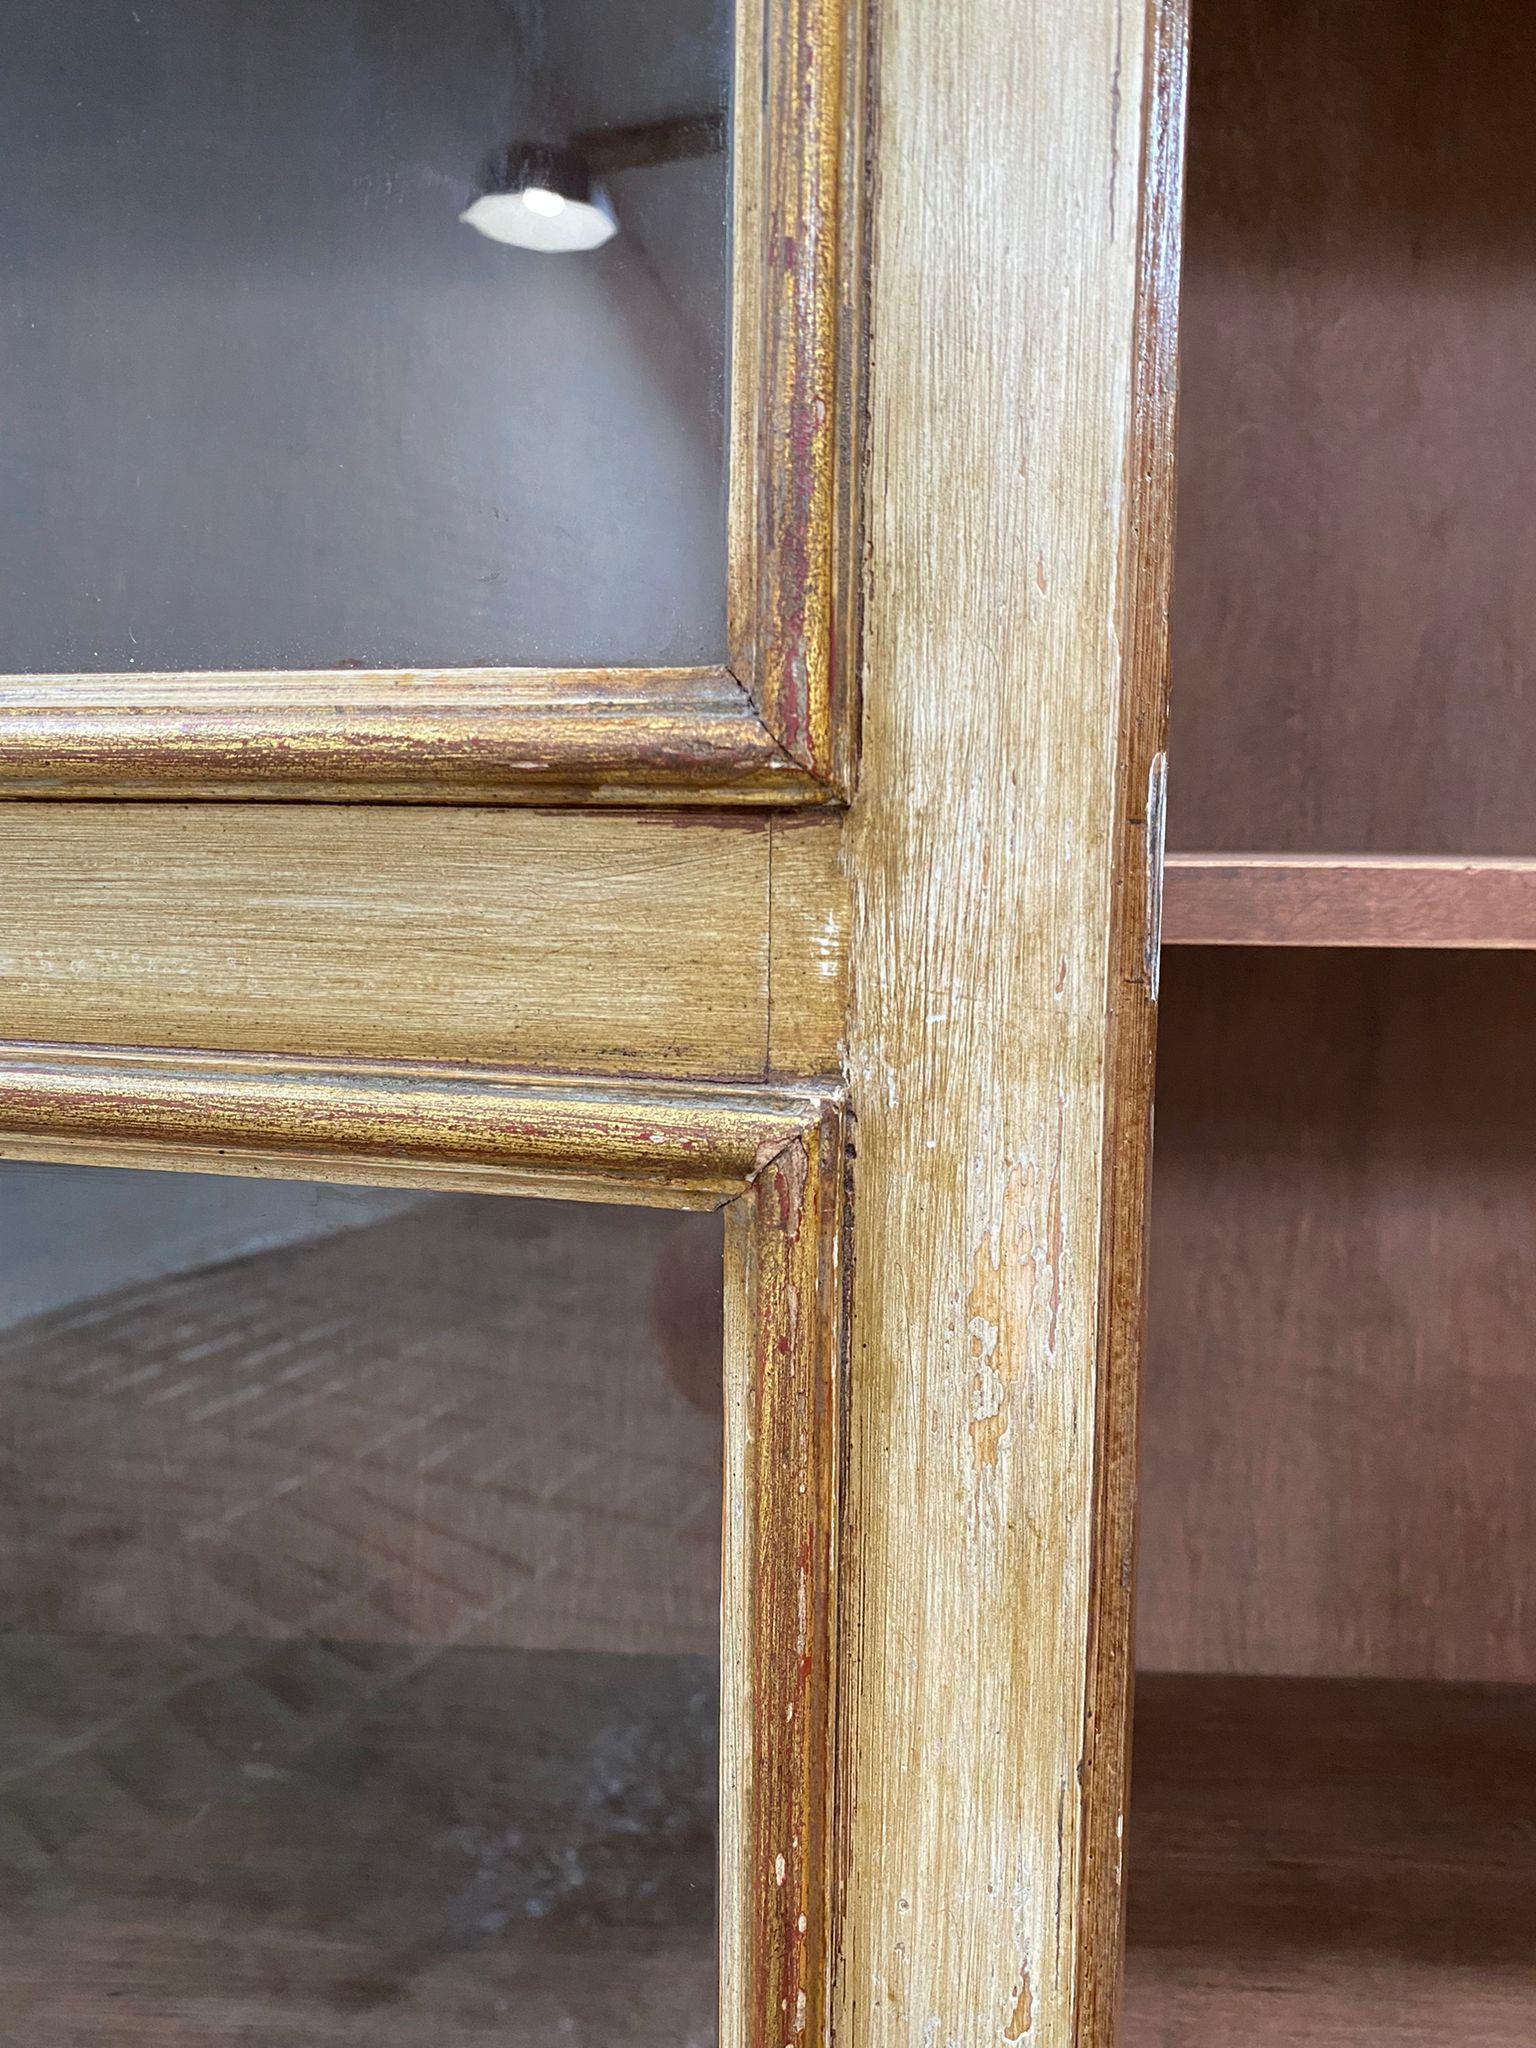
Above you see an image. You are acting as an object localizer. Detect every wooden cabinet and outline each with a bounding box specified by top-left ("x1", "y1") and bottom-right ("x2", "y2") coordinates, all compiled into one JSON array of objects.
[
  {"x1": 1128, "y1": 3, "x2": 1536, "y2": 2043},
  {"x1": 0, "y1": 0, "x2": 1182, "y2": 2043}
]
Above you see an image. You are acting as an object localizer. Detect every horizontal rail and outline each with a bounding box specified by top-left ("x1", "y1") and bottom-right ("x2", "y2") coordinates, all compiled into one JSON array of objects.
[
  {"x1": 0, "y1": 666, "x2": 832, "y2": 806},
  {"x1": 0, "y1": 1043, "x2": 839, "y2": 1209}
]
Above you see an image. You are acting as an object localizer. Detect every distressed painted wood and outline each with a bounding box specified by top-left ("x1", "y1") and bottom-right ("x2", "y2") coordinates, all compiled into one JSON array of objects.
[
  {"x1": 0, "y1": 1039, "x2": 851, "y2": 2048},
  {"x1": 1074, "y1": 7, "x2": 1187, "y2": 2040},
  {"x1": 1163, "y1": 851, "x2": 1536, "y2": 948},
  {"x1": 0, "y1": 668, "x2": 825, "y2": 806},
  {"x1": 0, "y1": 805, "x2": 845, "y2": 1081},
  {"x1": 0, "y1": 1043, "x2": 827, "y2": 1207},
  {"x1": 0, "y1": 0, "x2": 865, "y2": 806},
  {"x1": 722, "y1": 1098, "x2": 846, "y2": 2048},
  {"x1": 769, "y1": 813, "x2": 850, "y2": 1078},
  {"x1": 835, "y1": 3, "x2": 1185, "y2": 2046},
  {"x1": 0, "y1": 0, "x2": 1195, "y2": 2035},
  {"x1": 729, "y1": 0, "x2": 866, "y2": 792}
]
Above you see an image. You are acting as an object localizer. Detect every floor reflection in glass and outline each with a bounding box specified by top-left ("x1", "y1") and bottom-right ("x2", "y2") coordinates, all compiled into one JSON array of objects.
[{"x1": 0, "y1": 1172, "x2": 723, "y2": 2044}]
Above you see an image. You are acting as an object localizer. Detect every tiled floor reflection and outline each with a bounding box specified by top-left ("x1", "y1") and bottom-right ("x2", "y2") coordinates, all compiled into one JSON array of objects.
[{"x1": 0, "y1": 1190, "x2": 723, "y2": 2044}]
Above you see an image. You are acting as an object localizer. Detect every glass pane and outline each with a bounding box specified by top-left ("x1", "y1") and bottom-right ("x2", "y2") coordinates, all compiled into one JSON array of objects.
[
  {"x1": 0, "y1": 1163, "x2": 724, "y2": 2044},
  {"x1": 0, "y1": 0, "x2": 731, "y2": 673}
]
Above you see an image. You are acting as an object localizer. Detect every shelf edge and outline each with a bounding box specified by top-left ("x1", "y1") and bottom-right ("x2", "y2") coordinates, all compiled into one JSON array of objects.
[{"x1": 1163, "y1": 853, "x2": 1536, "y2": 948}]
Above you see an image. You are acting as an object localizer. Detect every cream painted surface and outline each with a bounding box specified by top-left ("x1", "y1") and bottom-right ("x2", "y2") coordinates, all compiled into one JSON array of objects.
[
  {"x1": 0, "y1": 805, "x2": 846, "y2": 1081},
  {"x1": 839, "y1": 0, "x2": 1155, "y2": 2042}
]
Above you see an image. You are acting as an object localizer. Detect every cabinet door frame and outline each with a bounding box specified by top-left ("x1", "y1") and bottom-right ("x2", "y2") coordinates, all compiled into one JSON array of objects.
[
  {"x1": 0, "y1": 1043, "x2": 851, "y2": 2048},
  {"x1": 0, "y1": 0, "x2": 1187, "y2": 2039},
  {"x1": 0, "y1": 0, "x2": 866, "y2": 807}
]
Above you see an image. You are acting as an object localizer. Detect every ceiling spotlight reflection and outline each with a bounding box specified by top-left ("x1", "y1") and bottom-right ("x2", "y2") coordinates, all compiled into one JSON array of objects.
[{"x1": 459, "y1": 145, "x2": 617, "y2": 253}]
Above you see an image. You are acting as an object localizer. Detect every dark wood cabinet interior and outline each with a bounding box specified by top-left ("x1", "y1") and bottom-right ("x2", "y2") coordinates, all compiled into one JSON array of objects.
[{"x1": 1132, "y1": 3, "x2": 1536, "y2": 2035}]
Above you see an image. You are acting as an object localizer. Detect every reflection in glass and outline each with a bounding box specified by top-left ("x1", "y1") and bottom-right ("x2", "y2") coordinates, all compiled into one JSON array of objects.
[
  {"x1": 0, "y1": 1165, "x2": 723, "y2": 2044},
  {"x1": 0, "y1": 0, "x2": 731, "y2": 673}
]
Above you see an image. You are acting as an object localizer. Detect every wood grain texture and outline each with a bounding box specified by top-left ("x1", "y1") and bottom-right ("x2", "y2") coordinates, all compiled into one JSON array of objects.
[
  {"x1": 1140, "y1": 948, "x2": 1536, "y2": 1683},
  {"x1": 0, "y1": 668, "x2": 826, "y2": 805},
  {"x1": 768, "y1": 814, "x2": 849, "y2": 1078},
  {"x1": 1123, "y1": 1673, "x2": 1536, "y2": 2046},
  {"x1": 836, "y1": 0, "x2": 1182, "y2": 2041},
  {"x1": 0, "y1": 805, "x2": 846, "y2": 1082},
  {"x1": 1074, "y1": 5, "x2": 1187, "y2": 2041},
  {"x1": 0, "y1": 1044, "x2": 830, "y2": 1207},
  {"x1": 729, "y1": 0, "x2": 865, "y2": 792},
  {"x1": 1168, "y1": 0, "x2": 1536, "y2": 855},
  {"x1": 1163, "y1": 851, "x2": 1536, "y2": 946},
  {"x1": 722, "y1": 1102, "x2": 846, "y2": 2048}
]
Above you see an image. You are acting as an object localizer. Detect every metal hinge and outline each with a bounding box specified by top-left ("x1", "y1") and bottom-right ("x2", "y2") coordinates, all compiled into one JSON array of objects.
[{"x1": 1144, "y1": 750, "x2": 1167, "y2": 1001}]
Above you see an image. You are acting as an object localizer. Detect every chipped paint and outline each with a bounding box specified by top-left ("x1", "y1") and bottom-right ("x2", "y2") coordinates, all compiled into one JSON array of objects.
[
  {"x1": 962, "y1": 1112, "x2": 1072, "y2": 1478},
  {"x1": 0, "y1": 666, "x2": 837, "y2": 804},
  {"x1": 727, "y1": 1106, "x2": 845, "y2": 2048},
  {"x1": 1004, "y1": 1968, "x2": 1034, "y2": 2041},
  {"x1": 736, "y1": 0, "x2": 860, "y2": 790},
  {"x1": 836, "y1": 0, "x2": 1171, "y2": 2032}
]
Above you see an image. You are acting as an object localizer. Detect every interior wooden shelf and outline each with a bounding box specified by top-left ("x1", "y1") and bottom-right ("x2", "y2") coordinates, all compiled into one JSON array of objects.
[
  {"x1": 1162, "y1": 853, "x2": 1536, "y2": 948},
  {"x1": 1123, "y1": 1672, "x2": 1536, "y2": 2046}
]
